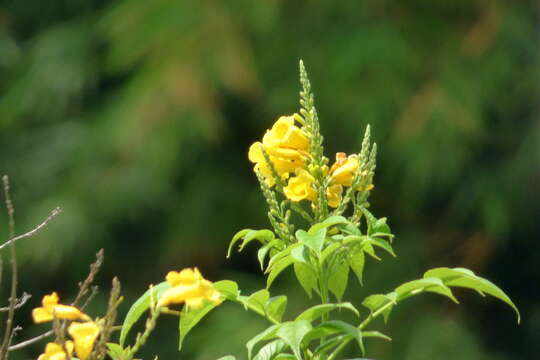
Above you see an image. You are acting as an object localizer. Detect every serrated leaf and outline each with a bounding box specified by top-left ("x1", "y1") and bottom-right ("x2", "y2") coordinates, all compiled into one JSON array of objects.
[
  {"x1": 294, "y1": 261, "x2": 317, "y2": 298},
  {"x1": 395, "y1": 277, "x2": 458, "y2": 303},
  {"x1": 296, "y1": 228, "x2": 326, "y2": 254},
  {"x1": 348, "y1": 247, "x2": 365, "y2": 285},
  {"x1": 247, "y1": 324, "x2": 282, "y2": 359},
  {"x1": 267, "y1": 255, "x2": 295, "y2": 288},
  {"x1": 362, "y1": 293, "x2": 397, "y2": 323},
  {"x1": 276, "y1": 320, "x2": 313, "y2": 360},
  {"x1": 178, "y1": 280, "x2": 238, "y2": 350},
  {"x1": 119, "y1": 281, "x2": 170, "y2": 346},
  {"x1": 362, "y1": 331, "x2": 392, "y2": 341},
  {"x1": 308, "y1": 216, "x2": 349, "y2": 235},
  {"x1": 253, "y1": 339, "x2": 287, "y2": 360},
  {"x1": 328, "y1": 258, "x2": 349, "y2": 301},
  {"x1": 424, "y1": 267, "x2": 520, "y2": 322},
  {"x1": 295, "y1": 303, "x2": 359, "y2": 322},
  {"x1": 266, "y1": 296, "x2": 287, "y2": 323}
]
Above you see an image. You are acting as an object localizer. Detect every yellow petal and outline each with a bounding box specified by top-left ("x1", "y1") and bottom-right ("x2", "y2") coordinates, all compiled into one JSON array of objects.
[
  {"x1": 248, "y1": 142, "x2": 265, "y2": 163},
  {"x1": 38, "y1": 341, "x2": 73, "y2": 360},
  {"x1": 166, "y1": 268, "x2": 201, "y2": 287},
  {"x1": 68, "y1": 322, "x2": 100, "y2": 360},
  {"x1": 33, "y1": 307, "x2": 54, "y2": 323},
  {"x1": 283, "y1": 169, "x2": 316, "y2": 202},
  {"x1": 326, "y1": 185, "x2": 343, "y2": 208},
  {"x1": 52, "y1": 304, "x2": 90, "y2": 321},
  {"x1": 330, "y1": 154, "x2": 359, "y2": 186},
  {"x1": 42, "y1": 292, "x2": 60, "y2": 310}
]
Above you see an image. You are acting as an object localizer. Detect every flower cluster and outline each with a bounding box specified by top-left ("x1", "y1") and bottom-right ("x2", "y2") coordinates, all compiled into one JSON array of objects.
[
  {"x1": 249, "y1": 114, "x2": 371, "y2": 209},
  {"x1": 158, "y1": 267, "x2": 222, "y2": 309},
  {"x1": 33, "y1": 293, "x2": 100, "y2": 360}
]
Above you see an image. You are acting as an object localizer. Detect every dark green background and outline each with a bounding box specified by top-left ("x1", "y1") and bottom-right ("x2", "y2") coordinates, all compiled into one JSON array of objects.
[{"x1": 0, "y1": 1, "x2": 538, "y2": 359}]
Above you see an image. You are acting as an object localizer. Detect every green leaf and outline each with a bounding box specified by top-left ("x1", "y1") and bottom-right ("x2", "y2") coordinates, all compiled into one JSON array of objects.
[
  {"x1": 308, "y1": 216, "x2": 349, "y2": 235},
  {"x1": 247, "y1": 324, "x2": 282, "y2": 359},
  {"x1": 228, "y1": 229, "x2": 275, "y2": 258},
  {"x1": 296, "y1": 228, "x2": 326, "y2": 254},
  {"x1": 362, "y1": 331, "x2": 392, "y2": 341},
  {"x1": 307, "y1": 321, "x2": 364, "y2": 355},
  {"x1": 274, "y1": 355, "x2": 296, "y2": 360},
  {"x1": 245, "y1": 289, "x2": 270, "y2": 314},
  {"x1": 320, "y1": 242, "x2": 342, "y2": 263},
  {"x1": 119, "y1": 281, "x2": 170, "y2": 346},
  {"x1": 365, "y1": 236, "x2": 396, "y2": 257},
  {"x1": 294, "y1": 261, "x2": 317, "y2": 298},
  {"x1": 313, "y1": 335, "x2": 350, "y2": 356},
  {"x1": 395, "y1": 277, "x2": 458, "y2": 303},
  {"x1": 178, "y1": 302, "x2": 218, "y2": 350},
  {"x1": 328, "y1": 258, "x2": 349, "y2": 301},
  {"x1": 362, "y1": 293, "x2": 397, "y2": 323},
  {"x1": 267, "y1": 245, "x2": 298, "y2": 271},
  {"x1": 295, "y1": 303, "x2": 359, "y2": 322},
  {"x1": 217, "y1": 356, "x2": 236, "y2": 360},
  {"x1": 253, "y1": 339, "x2": 287, "y2": 360},
  {"x1": 372, "y1": 217, "x2": 391, "y2": 236},
  {"x1": 258, "y1": 239, "x2": 280, "y2": 271},
  {"x1": 178, "y1": 280, "x2": 238, "y2": 351},
  {"x1": 106, "y1": 343, "x2": 125, "y2": 359},
  {"x1": 424, "y1": 267, "x2": 520, "y2": 323},
  {"x1": 291, "y1": 244, "x2": 310, "y2": 264},
  {"x1": 214, "y1": 280, "x2": 240, "y2": 301},
  {"x1": 266, "y1": 296, "x2": 288, "y2": 323},
  {"x1": 348, "y1": 247, "x2": 365, "y2": 285},
  {"x1": 276, "y1": 320, "x2": 313, "y2": 360},
  {"x1": 267, "y1": 255, "x2": 295, "y2": 288}
]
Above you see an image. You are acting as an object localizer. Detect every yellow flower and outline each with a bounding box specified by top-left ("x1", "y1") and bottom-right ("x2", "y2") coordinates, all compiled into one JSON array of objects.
[
  {"x1": 248, "y1": 114, "x2": 309, "y2": 187},
  {"x1": 38, "y1": 341, "x2": 74, "y2": 360},
  {"x1": 329, "y1": 152, "x2": 359, "y2": 186},
  {"x1": 284, "y1": 169, "x2": 342, "y2": 208},
  {"x1": 68, "y1": 321, "x2": 100, "y2": 360},
  {"x1": 283, "y1": 169, "x2": 316, "y2": 202},
  {"x1": 32, "y1": 292, "x2": 90, "y2": 323},
  {"x1": 158, "y1": 268, "x2": 222, "y2": 309}
]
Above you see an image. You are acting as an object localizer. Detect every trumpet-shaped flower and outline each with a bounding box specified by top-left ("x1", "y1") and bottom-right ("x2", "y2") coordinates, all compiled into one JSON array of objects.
[
  {"x1": 32, "y1": 292, "x2": 90, "y2": 323},
  {"x1": 329, "y1": 153, "x2": 359, "y2": 186},
  {"x1": 248, "y1": 114, "x2": 309, "y2": 187},
  {"x1": 38, "y1": 341, "x2": 74, "y2": 360},
  {"x1": 158, "y1": 268, "x2": 222, "y2": 309},
  {"x1": 284, "y1": 169, "x2": 342, "y2": 208},
  {"x1": 68, "y1": 321, "x2": 100, "y2": 360}
]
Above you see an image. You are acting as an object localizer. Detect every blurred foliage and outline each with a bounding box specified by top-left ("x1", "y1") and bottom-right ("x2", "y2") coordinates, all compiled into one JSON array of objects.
[{"x1": 0, "y1": 0, "x2": 538, "y2": 359}]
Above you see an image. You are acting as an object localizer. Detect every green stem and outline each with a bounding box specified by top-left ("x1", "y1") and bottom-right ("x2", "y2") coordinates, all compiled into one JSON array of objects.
[
  {"x1": 326, "y1": 338, "x2": 351, "y2": 360},
  {"x1": 358, "y1": 300, "x2": 395, "y2": 330}
]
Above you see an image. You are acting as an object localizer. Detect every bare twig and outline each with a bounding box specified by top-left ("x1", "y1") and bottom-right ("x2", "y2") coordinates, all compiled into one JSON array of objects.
[
  {"x1": 71, "y1": 249, "x2": 104, "y2": 306},
  {"x1": 8, "y1": 330, "x2": 53, "y2": 351},
  {"x1": 0, "y1": 175, "x2": 19, "y2": 359},
  {"x1": 0, "y1": 293, "x2": 31, "y2": 312},
  {"x1": 0, "y1": 207, "x2": 61, "y2": 251}
]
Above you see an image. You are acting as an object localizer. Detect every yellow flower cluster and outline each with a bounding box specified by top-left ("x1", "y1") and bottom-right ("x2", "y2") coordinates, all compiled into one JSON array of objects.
[
  {"x1": 249, "y1": 115, "x2": 372, "y2": 208},
  {"x1": 158, "y1": 267, "x2": 222, "y2": 309},
  {"x1": 33, "y1": 293, "x2": 99, "y2": 360}
]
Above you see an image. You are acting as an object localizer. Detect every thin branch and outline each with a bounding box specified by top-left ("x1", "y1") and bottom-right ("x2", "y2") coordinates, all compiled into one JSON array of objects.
[
  {"x1": 71, "y1": 249, "x2": 104, "y2": 306},
  {"x1": 0, "y1": 175, "x2": 19, "y2": 359},
  {"x1": 0, "y1": 293, "x2": 31, "y2": 312},
  {"x1": 0, "y1": 207, "x2": 62, "y2": 251},
  {"x1": 8, "y1": 330, "x2": 53, "y2": 351}
]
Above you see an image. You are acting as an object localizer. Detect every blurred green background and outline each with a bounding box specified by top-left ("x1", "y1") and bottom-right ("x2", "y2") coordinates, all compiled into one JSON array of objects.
[{"x1": 1, "y1": 0, "x2": 539, "y2": 359}]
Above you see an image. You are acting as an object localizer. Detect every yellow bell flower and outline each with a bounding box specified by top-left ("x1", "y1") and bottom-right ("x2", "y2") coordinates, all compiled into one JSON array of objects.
[
  {"x1": 158, "y1": 268, "x2": 222, "y2": 309},
  {"x1": 248, "y1": 114, "x2": 308, "y2": 187},
  {"x1": 68, "y1": 321, "x2": 100, "y2": 360},
  {"x1": 283, "y1": 169, "x2": 317, "y2": 203},
  {"x1": 38, "y1": 341, "x2": 74, "y2": 360},
  {"x1": 32, "y1": 292, "x2": 90, "y2": 323},
  {"x1": 284, "y1": 169, "x2": 343, "y2": 208},
  {"x1": 329, "y1": 152, "x2": 359, "y2": 187}
]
